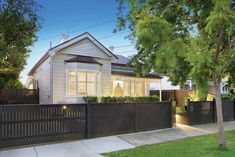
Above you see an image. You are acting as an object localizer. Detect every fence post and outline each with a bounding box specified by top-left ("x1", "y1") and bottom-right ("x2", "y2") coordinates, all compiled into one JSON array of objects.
[
  {"x1": 234, "y1": 98, "x2": 235, "y2": 121},
  {"x1": 170, "y1": 99, "x2": 176, "y2": 127},
  {"x1": 86, "y1": 103, "x2": 92, "y2": 138},
  {"x1": 212, "y1": 98, "x2": 216, "y2": 123},
  {"x1": 37, "y1": 88, "x2": 40, "y2": 104},
  {"x1": 0, "y1": 106, "x2": 2, "y2": 149},
  {"x1": 134, "y1": 103, "x2": 137, "y2": 133},
  {"x1": 187, "y1": 99, "x2": 191, "y2": 124},
  {"x1": 169, "y1": 99, "x2": 172, "y2": 127}
]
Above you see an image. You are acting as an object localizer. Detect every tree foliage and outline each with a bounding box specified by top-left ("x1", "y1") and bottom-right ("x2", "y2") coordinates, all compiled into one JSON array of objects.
[
  {"x1": 116, "y1": 0, "x2": 235, "y2": 149},
  {"x1": 0, "y1": 0, "x2": 40, "y2": 88}
]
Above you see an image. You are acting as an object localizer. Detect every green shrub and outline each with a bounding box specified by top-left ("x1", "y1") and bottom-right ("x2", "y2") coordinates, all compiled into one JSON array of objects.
[
  {"x1": 83, "y1": 96, "x2": 98, "y2": 103},
  {"x1": 123, "y1": 96, "x2": 135, "y2": 102},
  {"x1": 100, "y1": 96, "x2": 114, "y2": 103},
  {"x1": 135, "y1": 96, "x2": 160, "y2": 102},
  {"x1": 100, "y1": 96, "x2": 160, "y2": 103},
  {"x1": 221, "y1": 94, "x2": 234, "y2": 100}
]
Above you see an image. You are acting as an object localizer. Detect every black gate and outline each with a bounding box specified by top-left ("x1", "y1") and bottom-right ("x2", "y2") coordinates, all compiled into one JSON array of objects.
[
  {"x1": 87, "y1": 103, "x2": 135, "y2": 138},
  {"x1": 176, "y1": 100, "x2": 235, "y2": 125},
  {"x1": 135, "y1": 102, "x2": 171, "y2": 132},
  {"x1": 215, "y1": 100, "x2": 235, "y2": 122},
  {"x1": 187, "y1": 101, "x2": 214, "y2": 125}
]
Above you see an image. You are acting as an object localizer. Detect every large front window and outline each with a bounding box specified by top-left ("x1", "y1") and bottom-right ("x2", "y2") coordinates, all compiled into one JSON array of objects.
[
  {"x1": 67, "y1": 70, "x2": 100, "y2": 97},
  {"x1": 111, "y1": 79, "x2": 145, "y2": 97}
]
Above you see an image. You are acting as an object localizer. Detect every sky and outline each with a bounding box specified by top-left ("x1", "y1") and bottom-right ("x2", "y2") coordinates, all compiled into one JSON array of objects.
[{"x1": 20, "y1": 0, "x2": 136, "y2": 84}]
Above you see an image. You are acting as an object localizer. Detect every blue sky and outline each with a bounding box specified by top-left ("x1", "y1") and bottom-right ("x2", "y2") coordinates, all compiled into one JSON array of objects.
[{"x1": 21, "y1": 0, "x2": 136, "y2": 83}]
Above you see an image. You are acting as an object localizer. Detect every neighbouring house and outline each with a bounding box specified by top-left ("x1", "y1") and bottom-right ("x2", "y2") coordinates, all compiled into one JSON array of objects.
[
  {"x1": 27, "y1": 32, "x2": 162, "y2": 104},
  {"x1": 208, "y1": 81, "x2": 231, "y2": 95}
]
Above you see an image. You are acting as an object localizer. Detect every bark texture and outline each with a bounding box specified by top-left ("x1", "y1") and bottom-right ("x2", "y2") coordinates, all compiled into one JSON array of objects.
[{"x1": 213, "y1": 72, "x2": 226, "y2": 149}]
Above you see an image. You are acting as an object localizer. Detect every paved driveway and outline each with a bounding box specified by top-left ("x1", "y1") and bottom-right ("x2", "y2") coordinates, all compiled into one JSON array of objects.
[{"x1": 1, "y1": 121, "x2": 235, "y2": 157}]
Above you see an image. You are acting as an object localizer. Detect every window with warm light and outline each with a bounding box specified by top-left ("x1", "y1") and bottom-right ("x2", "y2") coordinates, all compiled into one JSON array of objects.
[
  {"x1": 130, "y1": 82, "x2": 135, "y2": 96},
  {"x1": 77, "y1": 71, "x2": 86, "y2": 96},
  {"x1": 86, "y1": 72, "x2": 96, "y2": 96},
  {"x1": 123, "y1": 80, "x2": 130, "y2": 96},
  {"x1": 67, "y1": 70, "x2": 76, "y2": 96},
  {"x1": 111, "y1": 78, "x2": 147, "y2": 97},
  {"x1": 67, "y1": 70, "x2": 100, "y2": 97},
  {"x1": 136, "y1": 82, "x2": 144, "y2": 96},
  {"x1": 113, "y1": 80, "x2": 124, "y2": 96}
]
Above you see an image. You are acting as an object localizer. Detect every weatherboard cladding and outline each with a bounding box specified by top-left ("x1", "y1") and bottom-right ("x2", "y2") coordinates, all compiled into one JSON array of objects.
[
  {"x1": 61, "y1": 38, "x2": 109, "y2": 58},
  {"x1": 33, "y1": 57, "x2": 51, "y2": 104},
  {"x1": 52, "y1": 55, "x2": 111, "y2": 104}
]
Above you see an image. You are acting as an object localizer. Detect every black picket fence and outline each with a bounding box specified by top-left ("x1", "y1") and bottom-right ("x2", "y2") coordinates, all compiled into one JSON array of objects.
[
  {"x1": 0, "y1": 101, "x2": 173, "y2": 149},
  {"x1": 177, "y1": 99, "x2": 235, "y2": 125}
]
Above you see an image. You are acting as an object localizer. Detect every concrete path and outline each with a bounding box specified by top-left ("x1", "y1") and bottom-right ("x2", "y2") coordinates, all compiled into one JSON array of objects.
[
  {"x1": 0, "y1": 136, "x2": 134, "y2": 157},
  {"x1": 1, "y1": 121, "x2": 235, "y2": 157}
]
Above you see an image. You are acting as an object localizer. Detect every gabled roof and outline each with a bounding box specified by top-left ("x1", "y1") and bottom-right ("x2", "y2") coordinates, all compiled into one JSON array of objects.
[
  {"x1": 28, "y1": 32, "x2": 117, "y2": 75},
  {"x1": 48, "y1": 32, "x2": 118, "y2": 59}
]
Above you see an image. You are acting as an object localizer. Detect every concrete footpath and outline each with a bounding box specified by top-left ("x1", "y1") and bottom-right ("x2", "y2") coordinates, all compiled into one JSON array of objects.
[{"x1": 1, "y1": 121, "x2": 235, "y2": 157}]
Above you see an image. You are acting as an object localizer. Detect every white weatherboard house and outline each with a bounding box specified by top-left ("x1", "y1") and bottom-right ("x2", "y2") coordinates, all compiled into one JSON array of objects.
[{"x1": 27, "y1": 32, "x2": 162, "y2": 104}]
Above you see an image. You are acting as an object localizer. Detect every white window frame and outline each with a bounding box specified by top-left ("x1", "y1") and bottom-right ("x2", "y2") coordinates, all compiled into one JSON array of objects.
[
  {"x1": 66, "y1": 69, "x2": 76, "y2": 97},
  {"x1": 65, "y1": 69, "x2": 101, "y2": 97}
]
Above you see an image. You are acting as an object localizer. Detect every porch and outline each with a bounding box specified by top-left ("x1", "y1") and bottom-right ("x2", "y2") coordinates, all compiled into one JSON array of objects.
[{"x1": 110, "y1": 74, "x2": 162, "y2": 100}]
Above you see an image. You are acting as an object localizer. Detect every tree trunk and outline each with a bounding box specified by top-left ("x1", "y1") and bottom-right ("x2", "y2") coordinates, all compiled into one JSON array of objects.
[{"x1": 213, "y1": 72, "x2": 226, "y2": 150}]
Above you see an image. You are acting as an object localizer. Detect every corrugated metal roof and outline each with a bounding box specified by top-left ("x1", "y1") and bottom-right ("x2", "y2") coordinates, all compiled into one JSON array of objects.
[
  {"x1": 112, "y1": 55, "x2": 129, "y2": 65},
  {"x1": 111, "y1": 54, "x2": 162, "y2": 79}
]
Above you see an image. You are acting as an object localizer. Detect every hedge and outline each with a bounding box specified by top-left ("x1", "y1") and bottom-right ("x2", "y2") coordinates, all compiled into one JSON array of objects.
[
  {"x1": 82, "y1": 96, "x2": 98, "y2": 103},
  {"x1": 83, "y1": 96, "x2": 160, "y2": 103},
  {"x1": 221, "y1": 94, "x2": 235, "y2": 100}
]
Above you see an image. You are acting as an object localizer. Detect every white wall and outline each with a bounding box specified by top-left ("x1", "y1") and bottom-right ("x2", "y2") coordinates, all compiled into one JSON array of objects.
[
  {"x1": 32, "y1": 57, "x2": 51, "y2": 104},
  {"x1": 51, "y1": 36, "x2": 112, "y2": 104},
  {"x1": 61, "y1": 38, "x2": 108, "y2": 58}
]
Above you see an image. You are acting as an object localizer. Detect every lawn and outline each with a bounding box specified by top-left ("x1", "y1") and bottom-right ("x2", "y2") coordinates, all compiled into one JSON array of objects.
[{"x1": 104, "y1": 131, "x2": 235, "y2": 157}]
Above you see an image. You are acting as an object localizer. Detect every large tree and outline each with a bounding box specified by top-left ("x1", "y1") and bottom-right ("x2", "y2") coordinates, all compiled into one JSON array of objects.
[
  {"x1": 116, "y1": 0, "x2": 235, "y2": 149},
  {"x1": 0, "y1": 0, "x2": 40, "y2": 88}
]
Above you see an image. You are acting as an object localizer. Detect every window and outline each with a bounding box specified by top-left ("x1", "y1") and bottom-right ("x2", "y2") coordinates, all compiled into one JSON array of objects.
[
  {"x1": 111, "y1": 79, "x2": 147, "y2": 97},
  {"x1": 130, "y1": 82, "x2": 135, "y2": 96},
  {"x1": 67, "y1": 70, "x2": 76, "y2": 96},
  {"x1": 86, "y1": 72, "x2": 96, "y2": 96},
  {"x1": 67, "y1": 70, "x2": 100, "y2": 97},
  {"x1": 136, "y1": 82, "x2": 144, "y2": 96},
  {"x1": 113, "y1": 80, "x2": 124, "y2": 96},
  {"x1": 77, "y1": 72, "x2": 86, "y2": 96},
  {"x1": 123, "y1": 80, "x2": 130, "y2": 96}
]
